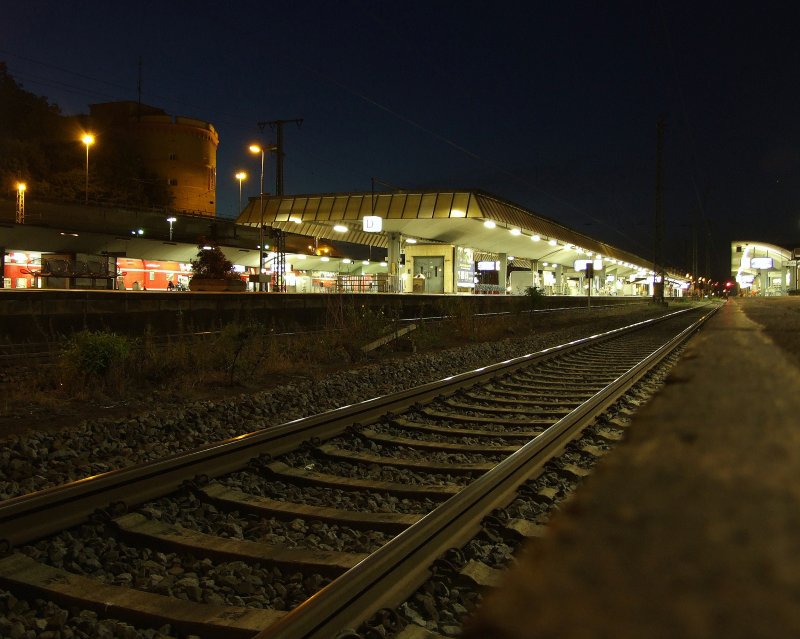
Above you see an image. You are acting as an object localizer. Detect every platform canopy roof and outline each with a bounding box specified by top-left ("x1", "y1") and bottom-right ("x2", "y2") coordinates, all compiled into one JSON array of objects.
[
  {"x1": 731, "y1": 240, "x2": 794, "y2": 289},
  {"x1": 237, "y1": 190, "x2": 660, "y2": 275}
]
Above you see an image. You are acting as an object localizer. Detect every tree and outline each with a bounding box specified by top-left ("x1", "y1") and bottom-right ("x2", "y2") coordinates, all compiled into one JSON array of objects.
[
  {"x1": 0, "y1": 64, "x2": 172, "y2": 208},
  {"x1": 0, "y1": 62, "x2": 74, "y2": 192},
  {"x1": 190, "y1": 237, "x2": 239, "y2": 280}
]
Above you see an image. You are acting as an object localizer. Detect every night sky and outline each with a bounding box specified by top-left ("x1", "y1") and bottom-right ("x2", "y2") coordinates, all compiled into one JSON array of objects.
[{"x1": 3, "y1": 1, "x2": 799, "y2": 280}]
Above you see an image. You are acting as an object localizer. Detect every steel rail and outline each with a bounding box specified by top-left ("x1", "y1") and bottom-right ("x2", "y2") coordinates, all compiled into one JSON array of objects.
[
  {"x1": 253, "y1": 303, "x2": 720, "y2": 639},
  {"x1": 0, "y1": 305, "x2": 709, "y2": 552}
]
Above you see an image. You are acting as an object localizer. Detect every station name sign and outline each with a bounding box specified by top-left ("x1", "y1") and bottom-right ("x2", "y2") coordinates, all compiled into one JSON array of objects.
[
  {"x1": 574, "y1": 259, "x2": 603, "y2": 271},
  {"x1": 749, "y1": 257, "x2": 773, "y2": 269},
  {"x1": 363, "y1": 216, "x2": 382, "y2": 233}
]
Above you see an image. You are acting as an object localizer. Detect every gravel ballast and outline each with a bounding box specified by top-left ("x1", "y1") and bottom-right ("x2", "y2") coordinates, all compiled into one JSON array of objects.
[{"x1": 0, "y1": 306, "x2": 673, "y2": 500}]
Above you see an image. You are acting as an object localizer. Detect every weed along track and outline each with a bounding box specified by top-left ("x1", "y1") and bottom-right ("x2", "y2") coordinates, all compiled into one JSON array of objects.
[{"x1": 0, "y1": 305, "x2": 718, "y2": 638}]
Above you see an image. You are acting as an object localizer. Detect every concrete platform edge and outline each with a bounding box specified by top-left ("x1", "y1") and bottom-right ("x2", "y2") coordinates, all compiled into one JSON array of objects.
[{"x1": 464, "y1": 299, "x2": 800, "y2": 639}]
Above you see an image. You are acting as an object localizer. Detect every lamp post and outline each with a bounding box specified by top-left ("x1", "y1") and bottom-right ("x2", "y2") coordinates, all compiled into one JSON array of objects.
[
  {"x1": 235, "y1": 171, "x2": 247, "y2": 213},
  {"x1": 16, "y1": 182, "x2": 26, "y2": 224},
  {"x1": 249, "y1": 145, "x2": 266, "y2": 291},
  {"x1": 249, "y1": 144, "x2": 277, "y2": 291},
  {"x1": 166, "y1": 216, "x2": 177, "y2": 241},
  {"x1": 81, "y1": 133, "x2": 95, "y2": 205}
]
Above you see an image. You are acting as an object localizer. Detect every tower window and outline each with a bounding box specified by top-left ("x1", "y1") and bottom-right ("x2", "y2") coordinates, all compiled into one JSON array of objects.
[{"x1": 169, "y1": 153, "x2": 177, "y2": 160}]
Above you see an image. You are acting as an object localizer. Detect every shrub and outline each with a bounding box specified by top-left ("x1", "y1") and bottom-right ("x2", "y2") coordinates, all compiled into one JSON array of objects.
[
  {"x1": 63, "y1": 330, "x2": 131, "y2": 377},
  {"x1": 190, "y1": 237, "x2": 239, "y2": 280},
  {"x1": 525, "y1": 286, "x2": 544, "y2": 309}
]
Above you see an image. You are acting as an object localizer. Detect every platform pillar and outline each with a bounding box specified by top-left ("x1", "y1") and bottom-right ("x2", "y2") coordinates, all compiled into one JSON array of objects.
[{"x1": 387, "y1": 232, "x2": 401, "y2": 293}]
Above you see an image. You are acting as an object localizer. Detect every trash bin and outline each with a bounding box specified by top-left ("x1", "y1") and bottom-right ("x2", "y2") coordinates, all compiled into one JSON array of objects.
[{"x1": 412, "y1": 275, "x2": 426, "y2": 293}]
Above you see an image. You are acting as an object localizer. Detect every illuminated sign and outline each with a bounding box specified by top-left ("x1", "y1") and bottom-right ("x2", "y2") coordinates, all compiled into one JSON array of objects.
[
  {"x1": 363, "y1": 216, "x2": 382, "y2": 233},
  {"x1": 750, "y1": 257, "x2": 774, "y2": 269},
  {"x1": 574, "y1": 259, "x2": 591, "y2": 271},
  {"x1": 574, "y1": 259, "x2": 603, "y2": 271},
  {"x1": 477, "y1": 261, "x2": 500, "y2": 271},
  {"x1": 456, "y1": 247, "x2": 475, "y2": 287}
]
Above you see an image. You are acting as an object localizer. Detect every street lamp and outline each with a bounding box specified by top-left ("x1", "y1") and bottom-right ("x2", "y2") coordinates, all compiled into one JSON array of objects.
[
  {"x1": 16, "y1": 182, "x2": 26, "y2": 224},
  {"x1": 81, "y1": 133, "x2": 95, "y2": 205},
  {"x1": 249, "y1": 144, "x2": 277, "y2": 291},
  {"x1": 249, "y1": 145, "x2": 266, "y2": 291},
  {"x1": 235, "y1": 171, "x2": 247, "y2": 213},
  {"x1": 166, "y1": 216, "x2": 177, "y2": 241}
]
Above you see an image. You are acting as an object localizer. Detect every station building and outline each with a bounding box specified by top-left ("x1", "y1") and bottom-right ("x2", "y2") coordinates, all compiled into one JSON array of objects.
[
  {"x1": 237, "y1": 190, "x2": 690, "y2": 297},
  {"x1": 2, "y1": 189, "x2": 691, "y2": 295},
  {"x1": 731, "y1": 241, "x2": 798, "y2": 295},
  {"x1": 88, "y1": 101, "x2": 219, "y2": 217}
]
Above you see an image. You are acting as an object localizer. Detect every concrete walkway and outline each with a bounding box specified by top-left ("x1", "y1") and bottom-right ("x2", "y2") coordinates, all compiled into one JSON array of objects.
[{"x1": 464, "y1": 298, "x2": 800, "y2": 639}]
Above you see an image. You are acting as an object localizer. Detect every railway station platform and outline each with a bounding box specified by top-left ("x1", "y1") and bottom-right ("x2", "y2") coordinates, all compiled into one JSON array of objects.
[{"x1": 464, "y1": 297, "x2": 800, "y2": 638}]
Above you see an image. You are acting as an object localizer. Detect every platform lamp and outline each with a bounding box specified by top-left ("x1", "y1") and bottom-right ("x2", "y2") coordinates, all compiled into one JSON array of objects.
[
  {"x1": 81, "y1": 133, "x2": 95, "y2": 205},
  {"x1": 249, "y1": 144, "x2": 277, "y2": 291},
  {"x1": 235, "y1": 171, "x2": 247, "y2": 213},
  {"x1": 15, "y1": 182, "x2": 26, "y2": 224},
  {"x1": 166, "y1": 216, "x2": 177, "y2": 241}
]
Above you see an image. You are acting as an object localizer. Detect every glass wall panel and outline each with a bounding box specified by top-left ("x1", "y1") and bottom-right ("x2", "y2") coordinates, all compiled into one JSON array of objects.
[
  {"x1": 330, "y1": 196, "x2": 348, "y2": 219},
  {"x1": 343, "y1": 196, "x2": 362, "y2": 220},
  {"x1": 387, "y1": 194, "x2": 408, "y2": 218},
  {"x1": 402, "y1": 193, "x2": 422, "y2": 218},
  {"x1": 418, "y1": 193, "x2": 437, "y2": 218},
  {"x1": 452, "y1": 192, "x2": 471, "y2": 218},
  {"x1": 373, "y1": 194, "x2": 391, "y2": 217},
  {"x1": 433, "y1": 192, "x2": 454, "y2": 218},
  {"x1": 276, "y1": 198, "x2": 296, "y2": 222},
  {"x1": 316, "y1": 196, "x2": 334, "y2": 221},
  {"x1": 303, "y1": 197, "x2": 321, "y2": 219}
]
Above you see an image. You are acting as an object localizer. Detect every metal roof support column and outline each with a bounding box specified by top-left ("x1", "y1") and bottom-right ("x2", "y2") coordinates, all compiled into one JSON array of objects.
[
  {"x1": 556, "y1": 264, "x2": 565, "y2": 295},
  {"x1": 387, "y1": 232, "x2": 401, "y2": 293},
  {"x1": 531, "y1": 259, "x2": 539, "y2": 290},
  {"x1": 498, "y1": 253, "x2": 507, "y2": 295}
]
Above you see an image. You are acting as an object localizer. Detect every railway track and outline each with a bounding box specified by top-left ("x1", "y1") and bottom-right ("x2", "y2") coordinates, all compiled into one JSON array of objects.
[
  {"x1": 0, "y1": 301, "x2": 647, "y2": 367},
  {"x1": 0, "y1": 303, "x2": 718, "y2": 638}
]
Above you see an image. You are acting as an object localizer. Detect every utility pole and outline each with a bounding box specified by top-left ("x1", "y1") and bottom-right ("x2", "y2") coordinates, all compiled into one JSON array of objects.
[
  {"x1": 137, "y1": 57, "x2": 142, "y2": 122},
  {"x1": 257, "y1": 118, "x2": 303, "y2": 196},
  {"x1": 691, "y1": 218, "x2": 698, "y2": 298},
  {"x1": 653, "y1": 116, "x2": 666, "y2": 303},
  {"x1": 256, "y1": 118, "x2": 303, "y2": 292}
]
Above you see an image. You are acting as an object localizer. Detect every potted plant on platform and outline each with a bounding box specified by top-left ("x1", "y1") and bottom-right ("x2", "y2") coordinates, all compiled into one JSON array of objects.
[{"x1": 188, "y1": 238, "x2": 246, "y2": 292}]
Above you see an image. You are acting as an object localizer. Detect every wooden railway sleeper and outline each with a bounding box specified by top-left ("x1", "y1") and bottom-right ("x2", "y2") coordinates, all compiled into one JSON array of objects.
[
  {"x1": 91, "y1": 499, "x2": 128, "y2": 524},
  {"x1": 180, "y1": 474, "x2": 210, "y2": 495},
  {"x1": 430, "y1": 549, "x2": 466, "y2": 577},
  {"x1": 517, "y1": 480, "x2": 560, "y2": 504},
  {"x1": 479, "y1": 515, "x2": 510, "y2": 544},
  {"x1": 248, "y1": 453, "x2": 274, "y2": 473},
  {"x1": 358, "y1": 608, "x2": 406, "y2": 639},
  {"x1": 347, "y1": 422, "x2": 365, "y2": 435}
]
